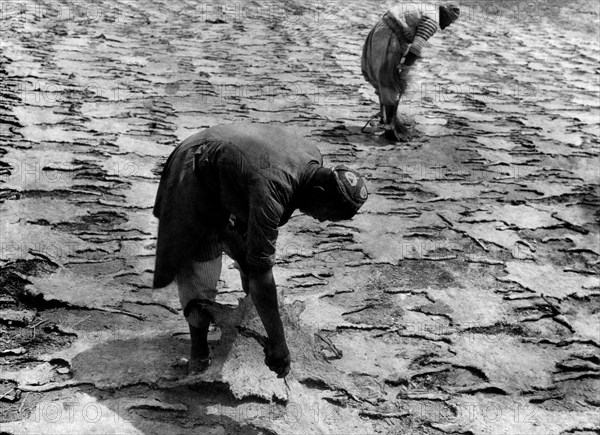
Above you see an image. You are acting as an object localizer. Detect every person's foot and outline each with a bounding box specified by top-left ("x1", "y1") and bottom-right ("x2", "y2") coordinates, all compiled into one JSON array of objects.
[
  {"x1": 188, "y1": 356, "x2": 211, "y2": 375},
  {"x1": 362, "y1": 111, "x2": 384, "y2": 132},
  {"x1": 190, "y1": 339, "x2": 210, "y2": 362},
  {"x1": 370, "y1": 117, "x2": 385, "y2": 129},
  {"x1": 382, "y1": 129, "x2": 398, "y2": 141}
]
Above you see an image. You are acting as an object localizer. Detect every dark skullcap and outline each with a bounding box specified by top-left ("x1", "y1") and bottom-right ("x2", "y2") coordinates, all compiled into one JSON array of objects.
[
  {"x1": 440, "y1": 2, "x2": 460, "y2": 23},
  {"x1": 332, "y1": 165, "x2": 368, "y2": 212}
]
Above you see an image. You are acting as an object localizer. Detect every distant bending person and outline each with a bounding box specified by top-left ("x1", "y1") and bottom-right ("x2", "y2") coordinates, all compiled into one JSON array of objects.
[
  {"x1": 153, "y1": 123, "x2": 368, "y2": 377},
  {"x1": 361, "y1": 2, "x2": 460, "y2": 141}
]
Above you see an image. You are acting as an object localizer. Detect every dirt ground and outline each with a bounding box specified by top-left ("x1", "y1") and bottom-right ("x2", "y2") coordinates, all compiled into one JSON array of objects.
[{"x1": 1, "y1": 0, "x2": 599, "y2": 434}]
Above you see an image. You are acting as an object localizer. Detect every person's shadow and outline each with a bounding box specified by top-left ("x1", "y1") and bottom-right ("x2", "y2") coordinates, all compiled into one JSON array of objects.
[
  {"x1": 68, "y1": 296, "x2": 278, "y2": 434},
  {"x1": 61, "y1": 295, "x2": 351, "y2": 434}
]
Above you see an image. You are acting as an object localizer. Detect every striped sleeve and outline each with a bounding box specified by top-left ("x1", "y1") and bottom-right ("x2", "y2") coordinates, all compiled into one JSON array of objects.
[{"x1": 409, "y1": 15, "x2": 438, "y2": 56}]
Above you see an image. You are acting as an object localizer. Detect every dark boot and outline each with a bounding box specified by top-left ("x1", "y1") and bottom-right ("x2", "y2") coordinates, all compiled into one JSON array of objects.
[
  {"x1": 185, "y1": 303, "x2": 213, "y2": 374},
  {"x1": 382, "y1": 129, "x2": 398, "y2": 141}
]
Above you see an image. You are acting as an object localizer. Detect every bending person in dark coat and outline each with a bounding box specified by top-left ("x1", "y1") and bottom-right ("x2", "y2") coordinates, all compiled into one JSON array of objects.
[
  {"x1": 362, "y1": 2, "x2": 460, "y2": 141},
  {"x1": 153, "y1": 123, "x2": 368, "y2": 377}
]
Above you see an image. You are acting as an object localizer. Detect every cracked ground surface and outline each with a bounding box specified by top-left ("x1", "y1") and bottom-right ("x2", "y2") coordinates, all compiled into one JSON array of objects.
[{"x1": 1, "y1": 0, "x2": 599, "y2": 434}]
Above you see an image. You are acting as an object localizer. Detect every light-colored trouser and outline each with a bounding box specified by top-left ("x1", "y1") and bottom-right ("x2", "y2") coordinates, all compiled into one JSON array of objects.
[{"x1": 175, "y1": 257, "x2": 222, "y2": 327}]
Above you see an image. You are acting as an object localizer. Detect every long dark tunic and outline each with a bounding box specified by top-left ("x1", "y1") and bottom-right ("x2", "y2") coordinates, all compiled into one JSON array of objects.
[{"x1": 153, "y1": 123, "x2": 322, "y2": 288}]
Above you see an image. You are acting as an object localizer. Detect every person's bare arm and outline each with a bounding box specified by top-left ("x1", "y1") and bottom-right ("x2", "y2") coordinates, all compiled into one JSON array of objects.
[
  {"x1": 248, "y1": 268, "x2": 291, "y2": 378},
  {"x1": 222, "y1": 225, "x2": 289, "y2": 376},
  {"x1": 233, "y1": 262, "x2": 250, "y2": 295}
]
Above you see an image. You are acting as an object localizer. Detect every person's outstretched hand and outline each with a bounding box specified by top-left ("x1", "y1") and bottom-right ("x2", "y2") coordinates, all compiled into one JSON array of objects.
[
  {"x1": 264, "y1": 340, "x2": 291, "y2": 378},
  {"x1": 403, "y1": 51, "x2": 418, "y2": 66}
]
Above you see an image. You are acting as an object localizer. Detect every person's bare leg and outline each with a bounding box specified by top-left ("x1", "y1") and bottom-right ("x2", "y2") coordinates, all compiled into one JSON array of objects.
[{"x1": 382, "y1": 103, "x2": 399, "y2": 141}]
